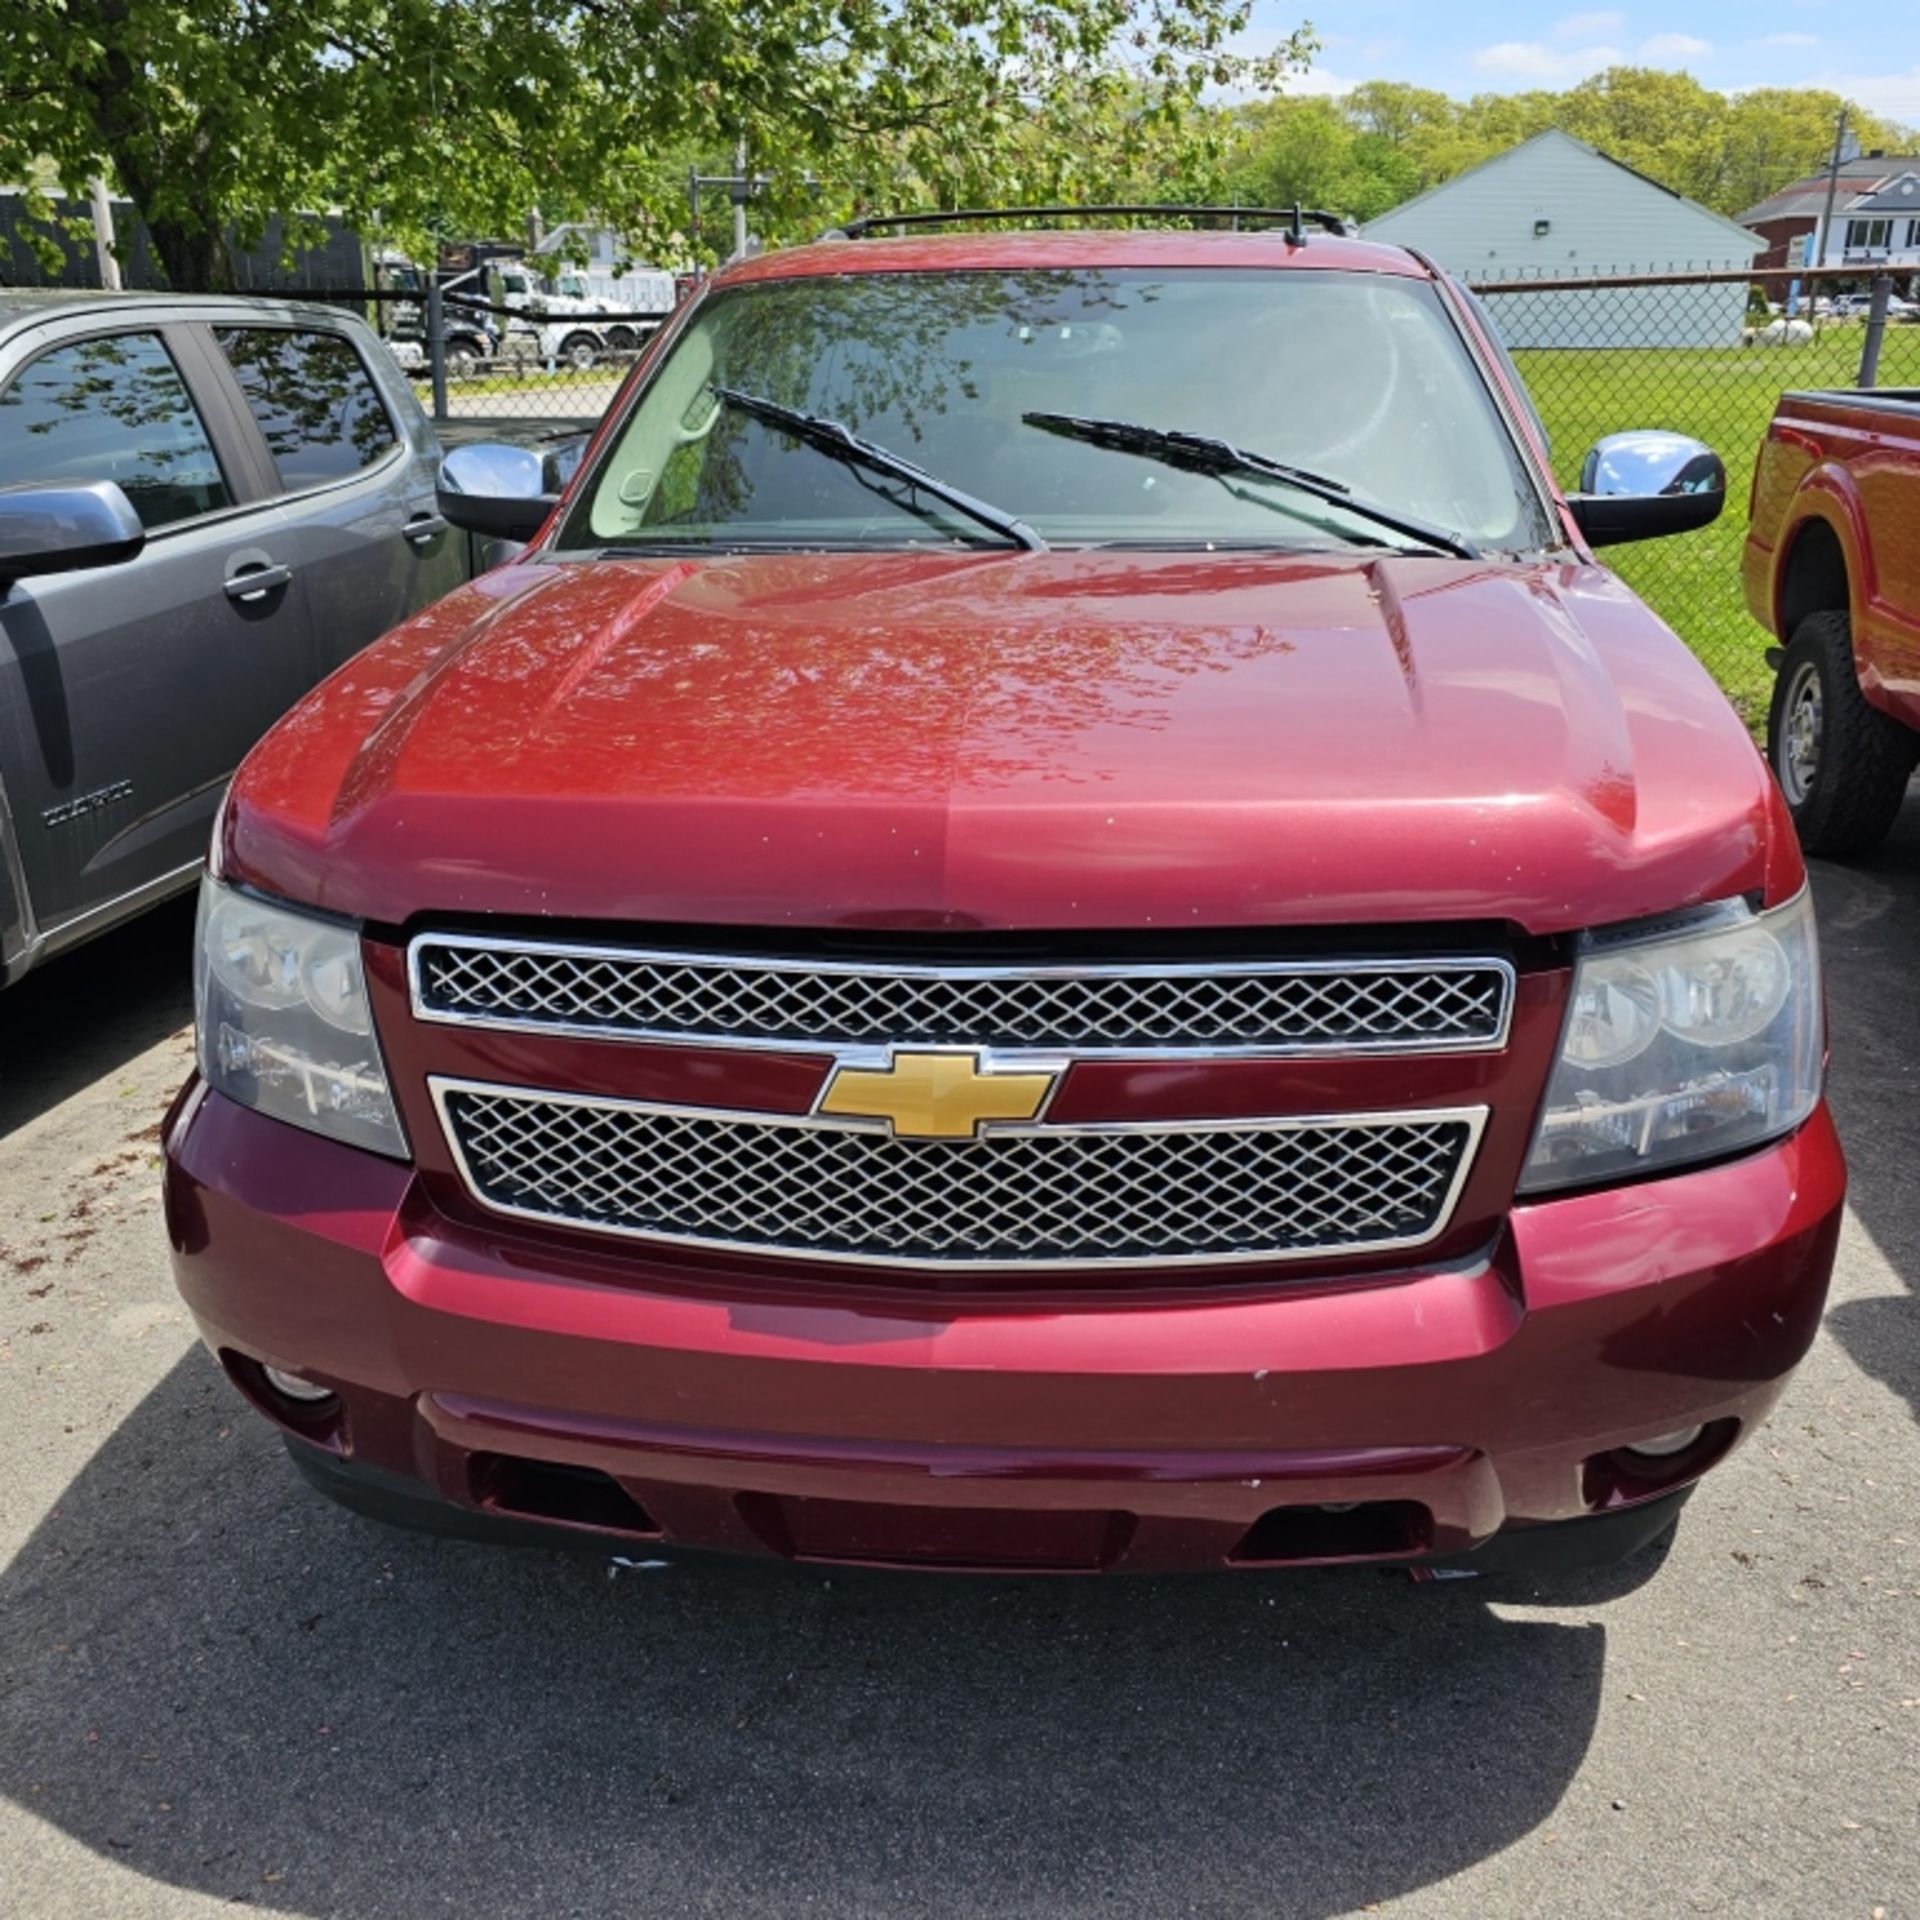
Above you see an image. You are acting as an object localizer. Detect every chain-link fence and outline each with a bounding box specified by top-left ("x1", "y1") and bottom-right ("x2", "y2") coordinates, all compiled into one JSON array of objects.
[
  {"x1": 409, "y1": 290, "x2": 666, "y2": 437},
  {"x1": 289, "y1": 285, "x2": 673, "y2": 445},
  {"x1": 1470, "y1": 265, "x2": 1920, "y2": 725}
]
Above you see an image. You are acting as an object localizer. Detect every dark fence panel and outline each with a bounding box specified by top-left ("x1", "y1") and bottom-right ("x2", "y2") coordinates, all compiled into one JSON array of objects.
[
  {"x1": 0, "y1": 195, "x2": 366, "y2": 292},
  {"x1": 0, "y1": 193, "x2": 162, "y2": 289}
]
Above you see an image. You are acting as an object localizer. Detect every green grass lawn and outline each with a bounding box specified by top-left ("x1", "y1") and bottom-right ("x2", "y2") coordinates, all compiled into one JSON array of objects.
[
  {"x1": 1510, "y1": 327, "x2": 1902, "y2": 727},
  {"x1": 411, "y1": 365, "x2": 622, "y2": 401}
]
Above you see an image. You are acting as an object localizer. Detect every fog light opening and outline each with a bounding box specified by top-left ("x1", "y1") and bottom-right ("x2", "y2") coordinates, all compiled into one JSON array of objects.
[
  {"x1": 262, "y1": 1365, "x2": 337, "y2": 1405},
  {"x1": 1584, "y1": 1418, "x2": 1739, "y2": 1508},
  {"x1": 220, "y1": 1351, "x2": 347, "y2": 1451},
  {"x1": 1623, "y1": 1424, "x2": 1706, "y2": 1460}
]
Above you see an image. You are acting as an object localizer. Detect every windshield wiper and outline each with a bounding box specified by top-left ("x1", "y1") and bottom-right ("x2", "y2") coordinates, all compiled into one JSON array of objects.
[
  {"x1": 713, "y1": 388, "x2": 1047, "y2": 552},
  {"x1": 1021, "y1": 411, "x2": 1480, "y2": 560}
]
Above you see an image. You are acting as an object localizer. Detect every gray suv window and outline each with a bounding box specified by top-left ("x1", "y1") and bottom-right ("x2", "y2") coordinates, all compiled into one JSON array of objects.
[
  {"x1": 215, "y1": 327, "x2": 398, "y2": 490},
  {"x1": 0, "y1": 331, "x2": 233, "y2": 529}
]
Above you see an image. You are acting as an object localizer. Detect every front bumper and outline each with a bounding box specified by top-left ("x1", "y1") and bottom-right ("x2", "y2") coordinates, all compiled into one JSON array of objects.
[{"x1": 164, "y1": 1082, "x2": 1844, "y2": 1574}]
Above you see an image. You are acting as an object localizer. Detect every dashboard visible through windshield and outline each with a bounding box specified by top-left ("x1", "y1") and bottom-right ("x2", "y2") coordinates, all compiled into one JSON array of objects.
[{"x1": 559, "y1": 267, "x2": 1552, "y2": 556}]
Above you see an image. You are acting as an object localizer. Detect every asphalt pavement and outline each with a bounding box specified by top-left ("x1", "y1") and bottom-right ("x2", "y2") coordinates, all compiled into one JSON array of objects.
[{"x1": 2, "y1": 818, "x2": 1916, "y2": 1919}]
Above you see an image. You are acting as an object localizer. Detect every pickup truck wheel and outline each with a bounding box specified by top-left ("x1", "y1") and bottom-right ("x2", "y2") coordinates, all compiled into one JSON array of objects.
[{"x1": 1768, "y1": 610, "x2": 1918, "y2": 855}]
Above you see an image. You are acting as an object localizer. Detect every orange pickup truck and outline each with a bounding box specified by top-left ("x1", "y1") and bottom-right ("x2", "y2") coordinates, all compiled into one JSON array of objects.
[{"x1": 1747, "y1": 387, "x2": 1920, "y2": 853}]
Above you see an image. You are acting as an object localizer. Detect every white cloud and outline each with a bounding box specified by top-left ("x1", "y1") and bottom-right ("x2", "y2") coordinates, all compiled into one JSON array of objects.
[
  {"x1": 1807, "y1": 65, "x2": 1920, "y2": 123},
  {"x1": 1555, "y1": 10, "x2": 1624, "y2": 36},
  {"x1": 1257, "y1": 27, "x2": 1400, "y2": 90},
  {"x1": 1287, "y1": 67, "x2": 1359, "y2": 98},
  {"x1": 1472, "y1": 40, "x2": 1624, "y2": 80},
  {"x1": 1755, "y1": 32, "x2": 1818, "y2": 50},
  {"x1": 1214, "y1": 29, "x2": 1350, "y2": 102},
  {"x1": 1639, "y1": 33, "x2": 1712, "y2": 62},
  {"x1": 1225, "y1": 23, "x2": 1404, "y2": 98}
]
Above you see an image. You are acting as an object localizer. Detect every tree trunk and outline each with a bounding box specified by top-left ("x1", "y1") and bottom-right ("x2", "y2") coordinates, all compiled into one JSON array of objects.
[
  {"x1": 76, "y1": 8, "x2": 234, "y2": 294},
  {"x1": 144, "y1": 212, "x2": 229, "y2": 293}
]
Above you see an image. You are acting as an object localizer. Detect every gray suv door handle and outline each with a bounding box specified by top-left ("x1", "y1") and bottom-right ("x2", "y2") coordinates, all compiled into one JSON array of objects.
[
  {"x1": 223, "y1": 560, "x2": 292, "y2": 603},
  {"x1": 404, "y1": 511, "x2": 448, "y2": 545}
]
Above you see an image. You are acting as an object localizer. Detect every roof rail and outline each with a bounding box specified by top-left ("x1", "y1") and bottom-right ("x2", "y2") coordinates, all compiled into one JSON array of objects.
[{"x1": 820, "y1": 205, "x2": 1356, "y2": 244}]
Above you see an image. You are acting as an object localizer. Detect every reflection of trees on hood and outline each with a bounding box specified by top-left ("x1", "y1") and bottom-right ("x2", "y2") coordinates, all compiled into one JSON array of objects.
[{"x1": 249, "y1": 552, "x2": 1307, "y2": 816}]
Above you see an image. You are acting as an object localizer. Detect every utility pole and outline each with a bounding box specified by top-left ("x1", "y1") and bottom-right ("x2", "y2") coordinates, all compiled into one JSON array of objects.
[
  {"x1": 1813, "y1": 108, "x2": 1849, "y2": 276},
  {"x1": 88, "y1": 177, "x2": 121, "y2": 290},
  {"x1": 690, "y1": 150, "x2": 793, "y2": 265}
]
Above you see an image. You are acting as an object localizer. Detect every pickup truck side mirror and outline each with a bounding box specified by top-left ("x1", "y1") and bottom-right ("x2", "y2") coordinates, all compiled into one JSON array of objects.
[
  {"x1": 436, "y1": 443, "x2": 557, "y2": 543},
  {"x1": 0, "y1": 480, "x2": 145, "y2": 592},
  {"x1": 1566, "y1": 432, "x2": 1725, "y2": 547}
]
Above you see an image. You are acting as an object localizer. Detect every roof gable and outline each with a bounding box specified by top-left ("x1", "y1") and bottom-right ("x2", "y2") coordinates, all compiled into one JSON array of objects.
[
  {"x1": 1739, "y1": 157, "x2": 1920, "y2": 226},
  {"x1": 1848, "y1": 171, "x2": 1920, "y2": 214},
  {"x1": 1364, "y1": 128, "x2": 1764, "y2": 252}
]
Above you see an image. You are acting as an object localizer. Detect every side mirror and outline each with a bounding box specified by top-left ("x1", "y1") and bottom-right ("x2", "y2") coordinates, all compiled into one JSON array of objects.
[
  {"x1": 1566, "y1": 432, "x2": 1725, "y2": 547},
  {"x1": 542, "y1": 434, "x2": 589, "y2": 494},
  {"x1": 0, "y1": 481, "x2": 145, "y2": 590},
  {"x1": 436, "y1": 442, "x2": 556, "y2": 543}
]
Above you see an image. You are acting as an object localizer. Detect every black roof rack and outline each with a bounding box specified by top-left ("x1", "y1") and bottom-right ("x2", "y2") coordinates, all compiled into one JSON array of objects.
[{"x1": 821, "y1": 204, "x2": 1356, "y2": 244}]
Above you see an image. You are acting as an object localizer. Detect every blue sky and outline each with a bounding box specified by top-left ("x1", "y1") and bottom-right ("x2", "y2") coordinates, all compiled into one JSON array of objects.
[{"x1": 1234, "y1": 4, "x2": 1920, "y2": 123}]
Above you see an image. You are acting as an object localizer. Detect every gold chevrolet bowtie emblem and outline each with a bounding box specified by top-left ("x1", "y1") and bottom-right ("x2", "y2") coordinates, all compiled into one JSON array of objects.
[{"x1": 817, "y1": 1050, "x2": 1057, "y2": 1140}]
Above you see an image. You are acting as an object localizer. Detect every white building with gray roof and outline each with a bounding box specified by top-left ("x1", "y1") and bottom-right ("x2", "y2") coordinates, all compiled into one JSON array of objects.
[{"x1": 1363, "y1": 129, "x2": 1764, "y2": 348}]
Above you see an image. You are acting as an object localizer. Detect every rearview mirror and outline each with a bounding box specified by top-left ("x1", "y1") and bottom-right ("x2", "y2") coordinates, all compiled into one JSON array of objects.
[
  {"x1": 1567, "y1": 432, "x2": 1725, "y2": 547},
  {"x1": 436, "y1": 443, "x2": 555, "y2": 543},
  {"x1": 0, "y1": 480, "x2": 145, "y2": 590}
]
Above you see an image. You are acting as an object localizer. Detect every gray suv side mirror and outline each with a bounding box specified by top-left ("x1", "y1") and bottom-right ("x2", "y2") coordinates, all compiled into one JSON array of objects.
[
  {"x1": 0, "y1": 480, "x2": 145, "y2": 591},
  {"x1": 436, "y1": 443, "x2": 556, "y2": 543},
  {"x1": 1566, "y1": 432, "x2": 1726, "y2": 547}
]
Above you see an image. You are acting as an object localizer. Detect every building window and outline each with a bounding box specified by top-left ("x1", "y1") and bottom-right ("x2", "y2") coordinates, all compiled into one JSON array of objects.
[
  {"x1": 1845, "y1": 218, "x2": 1892, "y2": 251},
  {"x1": 1907, "y1": 219, "x2": 1920, "y2": 249}
]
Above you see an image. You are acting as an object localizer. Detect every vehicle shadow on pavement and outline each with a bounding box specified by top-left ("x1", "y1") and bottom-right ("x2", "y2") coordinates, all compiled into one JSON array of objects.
[
  {"x1": 1807, "y1": 793, "x2": 1920, "y2": 1431},
  {"x1": 0, "y1": 1345, "x2": 1626, "y2": 1919},
  {"x1": 0, "y1": 893, "x2": 196, "y2": 1141}
]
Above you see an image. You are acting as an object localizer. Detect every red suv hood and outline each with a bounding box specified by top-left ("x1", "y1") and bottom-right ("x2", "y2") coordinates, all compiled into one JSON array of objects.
[{"x1": 225, "y1": 549, "x2": 1795, "y2": 937}]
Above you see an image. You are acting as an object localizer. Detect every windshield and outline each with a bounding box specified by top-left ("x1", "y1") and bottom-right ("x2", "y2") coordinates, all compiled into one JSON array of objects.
[{"x1": 559, "y1": 267, "x2": 1551, "y2": 554}]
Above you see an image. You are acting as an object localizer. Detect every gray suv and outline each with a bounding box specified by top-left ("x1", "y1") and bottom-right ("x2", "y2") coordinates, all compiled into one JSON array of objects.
[{"x1": 0, "y1": 293, "x2": 468, "y2": 985}]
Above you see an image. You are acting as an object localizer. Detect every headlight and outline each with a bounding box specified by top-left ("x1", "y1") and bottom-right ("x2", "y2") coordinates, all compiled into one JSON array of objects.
[
  {"x1": 194, "y1": 877, "x2": 408, "y2": 1158},
  {"x1": 1520, "y1": 888, "x2": 1822, "y2": 1194}
]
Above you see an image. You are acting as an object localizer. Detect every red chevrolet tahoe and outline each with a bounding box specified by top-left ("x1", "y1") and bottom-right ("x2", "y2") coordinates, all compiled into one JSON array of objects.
[
  {"x1": 1747, "y1": 386, "x2": 1920, "y2": 854},
  {"x1": 164, "y1": 219, "x2": 1843, "y2": 1579}
]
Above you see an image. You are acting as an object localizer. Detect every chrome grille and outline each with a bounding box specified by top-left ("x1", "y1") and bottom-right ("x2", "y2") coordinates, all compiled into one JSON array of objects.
[
  {"x1": 411, "y1": 937, "x2": 1512, "y2": 1057},
  {"x1": 432, "y1": 1078, "x2": 1486, "y2": 1269}
]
